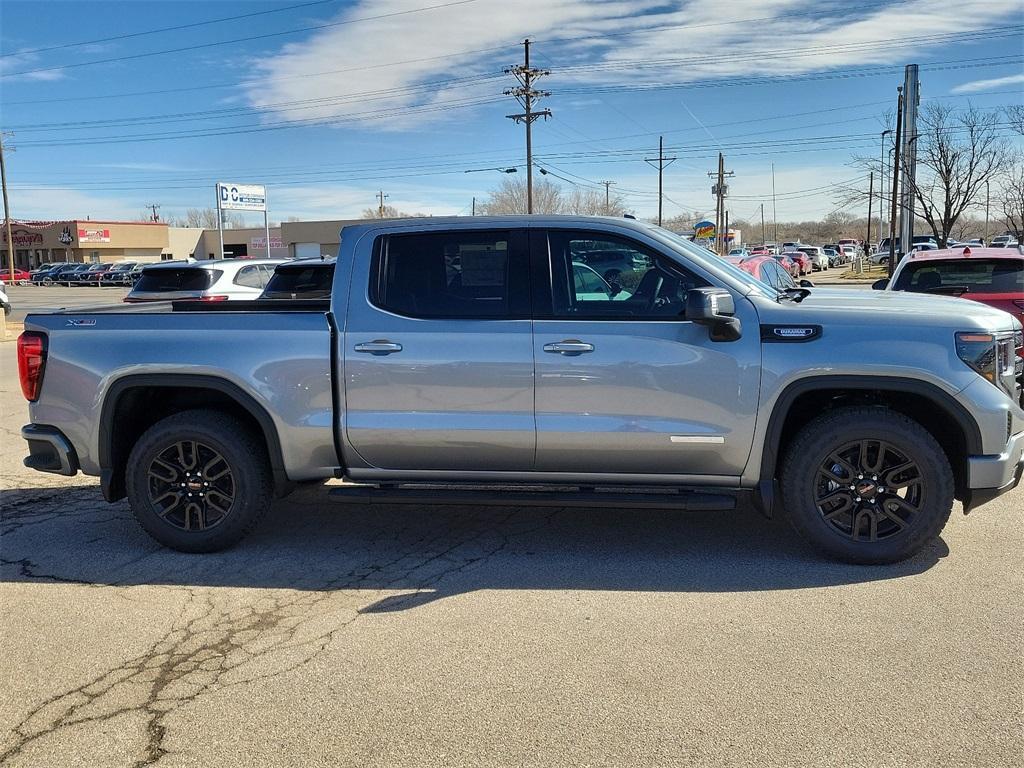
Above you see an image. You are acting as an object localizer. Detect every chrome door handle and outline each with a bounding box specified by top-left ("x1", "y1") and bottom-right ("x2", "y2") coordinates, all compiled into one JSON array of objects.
[
  {"x1": 543, "y1": 340, "x2": 594, "y2": 355},
  {"x1": 354, "y1": 340, "x2": 403, "y2": 355}
]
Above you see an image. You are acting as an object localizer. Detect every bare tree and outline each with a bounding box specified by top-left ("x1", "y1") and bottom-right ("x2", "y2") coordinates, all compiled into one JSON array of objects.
[
  {"x1": 358, "y1": 205, "x2": 427, "y2": 219},
  {"x1": 1005, "y1": 105, "x2": 1024, "y2": 137},
  {"x1": 180, "y1": 207, "x2": 244, "y2": 228},
  {"x1": 999, "y1": 156, "x2": 1024, "y2": 241},
  {"x1": 905, "y1": 103, "x2": 1009, "y2": 247},
  {"x1": 478, "y1": 178, "x2": 565, "y2": 215},
  {"x1": 560, "y1": 186, "x2": 631, "y2": 216}
]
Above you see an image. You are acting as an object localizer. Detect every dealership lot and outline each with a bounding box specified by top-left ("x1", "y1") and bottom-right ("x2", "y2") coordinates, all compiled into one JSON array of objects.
[{"x1": 1, "y1": 338, "x2": 1021, "y2": 767}]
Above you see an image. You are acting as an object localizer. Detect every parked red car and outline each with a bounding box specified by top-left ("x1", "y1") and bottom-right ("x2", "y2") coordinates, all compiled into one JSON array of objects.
[
  {"x1": 2, "y1": 268, "x2": 32, "y2": 284},
  {"x1": 773, "y1": 252, "x2": 803, "y2": 278},
  {"x1": 781, "y1": 250, "x2": 812, "y2": 275}
]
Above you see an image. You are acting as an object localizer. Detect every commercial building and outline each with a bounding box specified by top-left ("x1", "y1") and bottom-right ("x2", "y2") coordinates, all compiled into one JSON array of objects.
[
  {"x1": 3, "y1": 216, "x2": 380, "y2": 270},
  {"x1": 1, "y1": 220, "x2": 203, "y2": 271}
]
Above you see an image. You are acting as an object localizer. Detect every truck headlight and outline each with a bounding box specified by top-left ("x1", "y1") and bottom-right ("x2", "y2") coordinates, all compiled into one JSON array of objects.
[
  {"x1": 956, "y1": 332, "x2": 999, "y2": 383},
  {"x1": 957, "y1": 332, "x2": 1017, "y2": 394}
]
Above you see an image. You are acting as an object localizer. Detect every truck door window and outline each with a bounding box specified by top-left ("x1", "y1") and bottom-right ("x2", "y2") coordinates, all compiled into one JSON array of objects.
[
  {"x1": 372, "y1": 230, "x2": 529, "y2": 318},
  {"x1": 547, "y1": 231, "x2": 708, "y2": 319}
]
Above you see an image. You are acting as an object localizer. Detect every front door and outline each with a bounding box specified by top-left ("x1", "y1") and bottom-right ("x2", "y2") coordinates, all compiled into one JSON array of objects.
[
  {"x1": 343, "y1": 228, "x2": 535, "y2": 471},
  {"x1": 532, "y1": 228, "x2": 761, "y2": 478}
]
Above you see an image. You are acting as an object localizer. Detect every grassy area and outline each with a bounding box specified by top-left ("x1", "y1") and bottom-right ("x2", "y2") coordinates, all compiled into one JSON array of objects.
[{"x1": 839, "y1": 263, "x2": 887, "y2": 280}]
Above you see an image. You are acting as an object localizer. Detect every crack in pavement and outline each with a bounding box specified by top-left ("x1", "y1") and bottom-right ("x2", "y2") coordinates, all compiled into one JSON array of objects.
[{"x1": 0, "y1": 502, "x2": 562, "y2": 766}]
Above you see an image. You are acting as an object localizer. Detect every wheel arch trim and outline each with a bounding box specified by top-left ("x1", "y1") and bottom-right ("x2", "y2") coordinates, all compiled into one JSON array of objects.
[
  {"x1": 98, "y1": 373, "x2": 288, "y2": 502},
  {"x1": 754, "y1": 375, "x2": 983, "y2": 515}
]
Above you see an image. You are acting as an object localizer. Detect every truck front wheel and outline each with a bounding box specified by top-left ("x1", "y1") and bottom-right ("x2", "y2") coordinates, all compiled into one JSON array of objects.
[
  {"x1": 125, "y1": 410, "x2": 272, "y2": 552},
  {"x1": 780, "y1": 406, "x2": 954, "y2": 564}
]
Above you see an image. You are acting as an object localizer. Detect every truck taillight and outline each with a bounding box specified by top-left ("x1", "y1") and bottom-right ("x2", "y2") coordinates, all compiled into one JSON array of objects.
[{"x1": 17, "y1": 331, "x2": 47, "y2": 402}]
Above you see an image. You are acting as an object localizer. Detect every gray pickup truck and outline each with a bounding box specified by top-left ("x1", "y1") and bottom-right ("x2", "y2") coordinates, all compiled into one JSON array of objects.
[{"x1": 19, "y1": 216, "x2": 1024, "y2": 563}]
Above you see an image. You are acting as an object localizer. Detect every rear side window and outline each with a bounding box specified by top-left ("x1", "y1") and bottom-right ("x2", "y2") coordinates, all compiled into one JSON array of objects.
[
  {"x1": 372, "y1": 230, "x2": 529, "y2": 318},
  {"x1": 134, "y1": 268, "x2": 221, "y2": 292},
  {"x1": 262, "y1": 263, "x2": 335, "y2": 299},
  {"x1": 233, "y1": 265, "x2": 267, "y2": 288},
  {"x1": 894, "y1": 259, "x2": 1023, "y2": 293}
]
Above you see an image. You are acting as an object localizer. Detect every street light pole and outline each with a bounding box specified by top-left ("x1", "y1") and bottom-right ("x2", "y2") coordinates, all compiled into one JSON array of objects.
[{"x1": 985, "y1": 180, "x2": 990, "y2": 245}]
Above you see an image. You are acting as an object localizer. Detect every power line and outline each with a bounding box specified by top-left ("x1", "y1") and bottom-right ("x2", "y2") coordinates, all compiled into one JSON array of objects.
[
  {"x1": 0, "y1": 0, "x2": 481, "y2": 78},
  {"x1": 2, "y1": 0, "x2": 344, "y2": 58}
]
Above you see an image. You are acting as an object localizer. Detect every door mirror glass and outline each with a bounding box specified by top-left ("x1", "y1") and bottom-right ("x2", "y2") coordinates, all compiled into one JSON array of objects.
[{"x1": 685, "y1": 288, "x2": 741, "y2": 341}]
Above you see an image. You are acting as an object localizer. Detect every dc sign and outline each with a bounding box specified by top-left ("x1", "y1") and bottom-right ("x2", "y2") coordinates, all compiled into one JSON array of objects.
[{"x1": 216, "y1": 182, "x2": 266, "y2": 212}]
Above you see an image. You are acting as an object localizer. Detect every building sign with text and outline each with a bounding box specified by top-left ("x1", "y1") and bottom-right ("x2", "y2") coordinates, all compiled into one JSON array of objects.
[
  {"x1": 78, "y1": 228, "x2": 111, "y2": 243},
  {"x1": 217, "y1": 182, "x2": 267, "y2": 212}
]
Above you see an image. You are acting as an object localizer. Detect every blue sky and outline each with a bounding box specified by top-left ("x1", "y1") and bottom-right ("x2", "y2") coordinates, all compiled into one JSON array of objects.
[{"x1": 1, "y1": 0, "x2": 1022, "y2": 226}]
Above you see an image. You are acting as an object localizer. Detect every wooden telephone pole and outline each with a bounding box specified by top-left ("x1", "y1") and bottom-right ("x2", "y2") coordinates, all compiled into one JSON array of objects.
[
  {"x1": 504, "y1": 39, "x2": 551, "y2": 214},
  {"x1": 645, "y1": 136, "x2": 676, "y2": 226}
]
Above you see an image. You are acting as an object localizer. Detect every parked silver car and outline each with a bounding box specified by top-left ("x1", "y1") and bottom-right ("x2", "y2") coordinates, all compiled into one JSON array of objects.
[{"x1": 124, "y1": 259, "x2": 285, "y2": 303}]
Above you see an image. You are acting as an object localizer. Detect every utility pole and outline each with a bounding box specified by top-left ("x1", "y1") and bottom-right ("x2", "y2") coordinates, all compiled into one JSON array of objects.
[
  {"x1": 724, "y1": 209, "x2": 730, "y2": 252},
  {"x1": 707, "y1": 152, "x2": 733, "y2": 254},
  {"x1": 879, "y1": 129, "x2": 892, "y2": 249},
  {"x1": 377, "y1": 190, "x2": 389, "y2": 219},
  {"x1": 0, "y1": 132, "x2": 14, "y2": 281},
  {"x1": 771, "y1": 163, "x2": 778, "y2": 243},
  {"x1": 600, "y1": 180, "x2": 615, "y2": 215},
  {"x1": 760, "y1": 203, "x2": 766, "y2": 245},
  {"x1": 898, "y1": 64, "x2": 920, "y2": 253},
  {"x1": 504, "y1": 39, "x2": 551, "y2": 214},
  {"x1": 888, "y1": 87, "x2": 904, "y2": 277},
  {"x1": 983, "y1": 180, "x2": 991, "y2": 243},
  {"x1": 472, "y1": 196, "x2": 476, "y2": 217},
  {"x1": 866, "y1": 171, "x2": 873, "y2": 265},
  {"x1": 645, "y1": 136, "x2": 677, "y2": 226},
  {"x1": 146, "y1": 203, "x2": 161, "y2": 223}
]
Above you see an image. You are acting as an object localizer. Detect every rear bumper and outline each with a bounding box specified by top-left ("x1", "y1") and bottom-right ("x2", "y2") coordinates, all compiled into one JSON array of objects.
[
  {"x1": 22, "y1": 424, "x2": 79, "y2": 476},
  {"x1": 964, "y1": 429, "x2": 1024, "y2": 512}
]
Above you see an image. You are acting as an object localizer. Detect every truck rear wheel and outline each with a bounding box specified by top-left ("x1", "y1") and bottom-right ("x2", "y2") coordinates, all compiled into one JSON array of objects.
[
  {"x1": 780, "y1": 406, "x2": 954, "y2": 564},
  {"x1": 125, "y1": 410, "x2": 272, "y2": 552}
]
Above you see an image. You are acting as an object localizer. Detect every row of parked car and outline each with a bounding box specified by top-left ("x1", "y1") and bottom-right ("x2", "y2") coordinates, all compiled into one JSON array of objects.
[
  {"x1": 723, "y1": 242, "x2": 856, "y2": 278},
  {"x1": 13, "y1": 261, "x2": 147, "y2": 286}
]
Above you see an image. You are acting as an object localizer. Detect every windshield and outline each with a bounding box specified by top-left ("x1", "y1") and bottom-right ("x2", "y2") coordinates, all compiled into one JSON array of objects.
[
  {"x1": 653, "y1": 227, "x2": 777, "y2": 297},
  {"x1": 894, "y1": 259, "x2": 1023, "y2": 293}
]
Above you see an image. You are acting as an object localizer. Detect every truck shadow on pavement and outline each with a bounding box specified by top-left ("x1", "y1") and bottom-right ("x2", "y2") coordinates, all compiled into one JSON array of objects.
[{"x1": 1, "y1": 482, "x2": 948, "y2": 612}]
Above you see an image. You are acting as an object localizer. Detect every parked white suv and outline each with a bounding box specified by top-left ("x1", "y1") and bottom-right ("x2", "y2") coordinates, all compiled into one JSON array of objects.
[{"x1": 124, "y1": 259, "x2": 285, "y2": 303}]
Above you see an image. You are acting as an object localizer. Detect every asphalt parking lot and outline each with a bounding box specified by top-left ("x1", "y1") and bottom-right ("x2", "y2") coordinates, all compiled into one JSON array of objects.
[{"x1": 1, "y1": 299, "x2": 1022, "y2": 767}]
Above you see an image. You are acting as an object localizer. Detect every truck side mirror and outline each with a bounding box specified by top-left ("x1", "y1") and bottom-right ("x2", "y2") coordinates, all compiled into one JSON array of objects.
[
  {"x1": 872, "y1": 278, "x2": 889, "y2": 290},
  {"x1": 799, "y1": 279, "x2": 814, "y2": 288},
  {"x1": 686, "y1": 288, "x2": 742, "y2": 342}
]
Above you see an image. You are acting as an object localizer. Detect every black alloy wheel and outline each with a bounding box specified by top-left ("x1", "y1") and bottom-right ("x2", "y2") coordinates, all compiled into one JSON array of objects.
[
  {"x1": 814, "y1": 439, "x2": 923, "y2": 543},
  {"x1": 146, "y1": 440, "x2": 236, "y2": 532}
]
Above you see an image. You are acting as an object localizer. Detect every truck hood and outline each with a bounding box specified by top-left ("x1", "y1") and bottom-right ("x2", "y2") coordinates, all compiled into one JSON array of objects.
[{"x1": 759, "y1": 287, "x2": 1021, "y2": 332}]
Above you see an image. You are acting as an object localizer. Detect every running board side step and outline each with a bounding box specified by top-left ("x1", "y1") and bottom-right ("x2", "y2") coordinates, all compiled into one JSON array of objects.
[{"x1": 329, "y1": 485, "x2": 737, "y2": 511}]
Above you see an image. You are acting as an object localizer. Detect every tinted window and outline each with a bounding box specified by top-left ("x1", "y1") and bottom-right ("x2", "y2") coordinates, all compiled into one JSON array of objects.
[
  {"x1": 373, "y1": 230, "x2": 528, "y2": 318},
  {"x1": 262, "y1": 263, "x2": 335, "y2": 299},
  {"x1": 549, "y1": 231, "x2": 708, "y2": 319},
  {"x1": 134, "y1": 268, "x2": 221, "y2": 292},
  {"x1": 894, "y1": 259, "x2": 1023, "y2": 293},
  {"x1": 233, "y1": 265, "x2": 265, "y2": 288}
]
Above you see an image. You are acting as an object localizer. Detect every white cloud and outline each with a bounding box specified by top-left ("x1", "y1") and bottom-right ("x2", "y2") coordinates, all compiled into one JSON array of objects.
[
  {"x1": 245, "y1": 0, "x2": 1021, "y2": 128},
  {"x1": 951, "y1": 72, "x2": 1024, "y2": 94},
  {"x1": 0, "y1": 49, "x2": 66, "y2": 82}
]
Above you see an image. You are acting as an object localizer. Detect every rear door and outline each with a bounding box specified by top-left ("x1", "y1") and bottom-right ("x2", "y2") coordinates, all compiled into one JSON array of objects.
[
  {"x1": 531, "y1": 228, "x2": 761, "y2": 478},
  {"x1": 343, "y1": 228, "x2": 535, "y2": 471}
]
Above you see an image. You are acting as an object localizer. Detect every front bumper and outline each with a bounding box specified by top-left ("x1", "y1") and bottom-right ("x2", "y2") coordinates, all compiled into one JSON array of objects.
[
  {"x1": 964, "y1": 429, "x2": 1024, "y2": 512},
  {"x1": 22, "y1": 424, "x2": 79, "y2": 476}
]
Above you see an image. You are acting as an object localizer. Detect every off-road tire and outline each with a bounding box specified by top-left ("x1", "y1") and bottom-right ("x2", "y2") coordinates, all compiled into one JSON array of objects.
[
  {"x1": 780, "y1": 406, "x2": 954, "y2": 564},
  {"x1": 126, "y1": 409, "x2": 272, "y2": 552}
]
